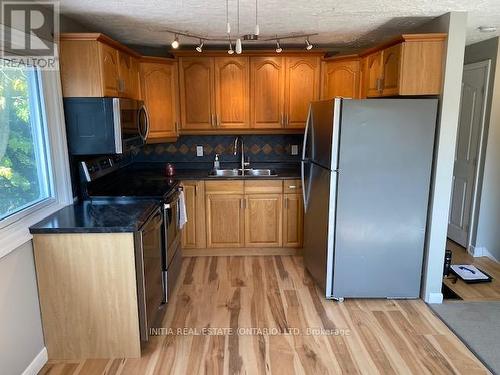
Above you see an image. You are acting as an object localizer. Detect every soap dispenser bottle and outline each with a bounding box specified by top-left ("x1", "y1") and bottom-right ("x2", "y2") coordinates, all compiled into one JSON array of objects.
[{"x1": 214, "y1": 153, "x2": 220, "y2": 170}]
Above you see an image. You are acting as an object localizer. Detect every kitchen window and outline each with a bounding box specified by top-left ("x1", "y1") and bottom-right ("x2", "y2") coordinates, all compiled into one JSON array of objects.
[
  {"x1": 0, "y1": 55, "x2": 73, "y2": 258},
  {"x1": 0, "y1": 64, "x2": 53, "y2": 222}
]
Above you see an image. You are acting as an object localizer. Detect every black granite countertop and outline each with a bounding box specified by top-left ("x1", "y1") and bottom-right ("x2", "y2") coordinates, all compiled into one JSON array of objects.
[
  {"x1": 29, "y1": 200, "x2": 160, "y2": 234},
  {"x1": 121, "y1": 161, "x2": 301, "y2": 181}
]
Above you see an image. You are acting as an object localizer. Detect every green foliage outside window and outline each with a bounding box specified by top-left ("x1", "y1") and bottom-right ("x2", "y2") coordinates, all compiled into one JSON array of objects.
[{"x1": 0, "y1": 67, "x2": 43, "y2": 219}]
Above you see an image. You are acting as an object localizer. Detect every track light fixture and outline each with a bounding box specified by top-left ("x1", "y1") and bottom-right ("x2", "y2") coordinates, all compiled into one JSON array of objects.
[
  {"x1": 196, "y1": 39, "x2": 204, "y2": 52},
  {"x1": 171, "y1": 34, "x2": 179, "y2": 49},
  {"x1": 228, "y1": 40, "x2": 234, "y2": 54},
  {"x1": 236, "y1": 38, "x2": 242, "y2": 54},
  {"x1": 275, "y1": 40, "x2": 282, "y2": 53},
  {"x1": 305, "y1": 38, "x2": 313, "y2": 50}
]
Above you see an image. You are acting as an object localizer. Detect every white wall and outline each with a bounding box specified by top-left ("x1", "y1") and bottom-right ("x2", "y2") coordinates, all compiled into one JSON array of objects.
[
  {"x1": 474, "y1": 42, "x2": 500, "y2": 261},
  {"x1": 0, "y1": 241, "x2": 46, "y2": 375},
  {"x1": 415, "y1": 12, "x2": 468, "y2": 303}
]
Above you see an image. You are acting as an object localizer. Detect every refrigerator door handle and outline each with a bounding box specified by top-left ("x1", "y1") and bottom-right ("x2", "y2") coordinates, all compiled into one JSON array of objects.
[
  {"x1": 301, "y1": 161, "x2": 306, "y2": 210},
  {"x1": 302, "y1": 104, "x2": 311, "y2": 161}
]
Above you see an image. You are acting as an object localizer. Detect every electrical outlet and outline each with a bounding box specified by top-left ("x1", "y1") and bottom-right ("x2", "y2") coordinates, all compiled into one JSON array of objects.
[
  {"x1": 291, "y1": 145, "x2": 299, "y2": 156},
  {"x1": 196, "y1": 145, "x2": 203, "y2": 157}
]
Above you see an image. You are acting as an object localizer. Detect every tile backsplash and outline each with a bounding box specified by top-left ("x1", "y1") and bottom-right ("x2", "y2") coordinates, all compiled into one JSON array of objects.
[{"x1": 135, "y1": 135, "x2": 304, "y2": 163}]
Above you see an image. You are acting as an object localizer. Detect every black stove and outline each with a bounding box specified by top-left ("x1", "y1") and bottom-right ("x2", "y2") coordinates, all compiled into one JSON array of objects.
[{"x1": 80, "y1": 158, "x2": 179, "y2": 200}]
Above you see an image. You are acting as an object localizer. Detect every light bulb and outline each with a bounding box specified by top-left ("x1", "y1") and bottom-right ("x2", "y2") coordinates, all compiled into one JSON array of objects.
[
  {"x1": 228, "y1": 40, "x2": 234, "y2": 54},
  {"x1": 236, "y1": 38, "x2": 242, "y2": 54},
  {"x1": 275, "y1": 40, "x2": 282, "y2": 53},
  {"x1": 171, "y1": 35, "x2": 179, "y2": 49},
  {"x1": 196, "y1": 39, "x2": 204, "y2": 53},
  {"x1": 254, "y1": 24, "x2": 260, "y2": 36},
  {"x1": 305, "y1": 38, "x2": 313, "y2": 50}
]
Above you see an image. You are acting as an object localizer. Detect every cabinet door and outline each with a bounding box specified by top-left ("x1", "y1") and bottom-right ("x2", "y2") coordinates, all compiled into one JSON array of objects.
[
  {"x1": 214, "y1": 57, "x2": 250, "y2": 129},
  {"x1": 206, "y1": 194, "x2": 244, "y2": 248},
  {"x1": 364, "y1": 51, "x2": 383, "y2": 97},
  {"x1": 283, "y1": 194, "x2": 303, "y2": 248},
  {"x1": 321, "y1": 59, "x2": 360, "y2": 99},
  {"x1": 285, "y1": 57, "x2": 320, "y2": 128},
  {"x1": 250, "y1": 57, "x2": 285, "y2": 129},
  {"x1": 140, "y1": 61, "x2": 179, "y2": 141},
  {"x1": 128, "y1": 57, "x2": 141, "y2": 99},
  {"x1": 98, "y1": 42, "x2": 120, "y2": 97},
  {"x1": 381, "y1": 44, "x2": 402, "y2": 96},
  {"x1": 181, "y1": 181, "x2": 206, "y2": 249},
  {"x1": 244, "y1": 194, "x2": 282, "y2": 247},
  {"x1": 179, "y1": 57, "x2": 215, "y2": 130}
]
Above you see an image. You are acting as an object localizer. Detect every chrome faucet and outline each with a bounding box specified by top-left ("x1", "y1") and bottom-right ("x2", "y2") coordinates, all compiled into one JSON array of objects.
[{"x1": 233, "y1": 136, "x2": 249, "y2": 173}]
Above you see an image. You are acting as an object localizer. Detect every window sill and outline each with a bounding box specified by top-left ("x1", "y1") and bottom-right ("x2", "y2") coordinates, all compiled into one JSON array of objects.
[{"x1": 0, "y1": 201, "x2": 71, "y2": 259}]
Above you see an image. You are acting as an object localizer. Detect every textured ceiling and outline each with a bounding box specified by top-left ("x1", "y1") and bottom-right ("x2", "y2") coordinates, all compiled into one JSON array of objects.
[{"x1": 59, "y1": 0, "x2": 500, "y2": 50}]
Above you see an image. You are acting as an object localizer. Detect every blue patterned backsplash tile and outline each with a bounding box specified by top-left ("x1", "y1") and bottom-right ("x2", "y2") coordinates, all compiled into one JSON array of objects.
[{"x1": 135, "y1": 135, "x2": 304, "y2": 163}]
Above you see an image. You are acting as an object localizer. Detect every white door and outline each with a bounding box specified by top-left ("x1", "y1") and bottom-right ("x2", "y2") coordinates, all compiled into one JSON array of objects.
[{"x1": 448, "y1": 61, "x2": 490, "y2": 247}]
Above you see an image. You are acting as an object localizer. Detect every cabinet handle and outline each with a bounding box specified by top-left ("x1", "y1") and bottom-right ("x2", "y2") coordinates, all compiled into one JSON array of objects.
[
  {"x1": 280, "y1": 113, "x2": 284, "y2": 126},
  {"x1": 240, "y1": 198, "x2": 245, "y2": 209},
  {"x1": 284, "y1": 197, "x2": 288, "y2": 209},
  {"x1": 195, "y1": 184, "x2": 198, "y2": 196},
  {"x1": 211, "y1": 114, "x2": 215, "y2": 127},
  {"x1": 288, "y1": 185, "x2": 296, "y2": 189},
  {"x1": 286, "y1": 114, "x2": 289, "y2": 127},
  {"x1": 217, "y1": 114, "x2": 221, "y2": 127}
]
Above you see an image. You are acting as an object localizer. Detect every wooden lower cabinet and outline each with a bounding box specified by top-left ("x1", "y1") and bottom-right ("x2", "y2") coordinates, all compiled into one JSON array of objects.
[
  {"x1": 181, "y1": 180, "x2": 303, "y2": 252},
  {"x1": 245, "y1": 194, "x2": 282, "y2": 247},
  {"x1": 283, "y1": 193, "x2": 304, "y2": 247},
  {"x1": 206, "y1": 194, "x2": 245, "y2": 248},
  {"x1": 181, "y1": 181, "x2": 206, "y2": 249}
]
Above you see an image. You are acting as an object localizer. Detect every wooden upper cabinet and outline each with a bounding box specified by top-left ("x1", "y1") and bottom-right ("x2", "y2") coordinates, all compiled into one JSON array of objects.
[
  {"x1": 118, "y1": 52, "x2": 140, "y2": 99},
  {"x1": 179, "y1": 57, "x2": 215, "y2": 130},
  {"x1": 214, "y1": 57, "x2": 250, "y2": 129},
  {"x1": 381, "y1": 44, "x2": 402, "y2": 96},
  {"x1": 59, "y1": 34, "x2": 141, "y2": 99},
  {"x1": 98, "y1": 42, "x2": 121, "y2": 97},
  {"x1": 364, "y1": 51, "x2": 383, "y2": 97},
  {"x1": 250, "y1": 56, "x2": 285, "y2": 129},
  {"x1": 284, "y1": 57, "x2": 320, "y2": 128},
  {"x1": 321, "y1": 58, "x2": 360, "y2": 99},
  {"x1": 362, "y1": 34, "x2": 446, "y2": 97},
  {"x1": 139, "y1": 59, "x2": 179, "y2": 141}
]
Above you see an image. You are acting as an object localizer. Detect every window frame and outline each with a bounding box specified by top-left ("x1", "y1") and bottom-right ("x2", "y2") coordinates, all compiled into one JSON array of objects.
[{"x1": 0, "y1": 45, "x2": 73, "y2": 259}]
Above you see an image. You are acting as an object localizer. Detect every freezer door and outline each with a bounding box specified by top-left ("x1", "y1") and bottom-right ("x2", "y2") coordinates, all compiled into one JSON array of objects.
[
  {"x1": 302, "y1": 99, "x2": 341, "y2": 170},
  {"x1": 332, "y1": 99, "x2": 438, "y2": 299},
  {"x1": 303, "y1": 162, "x2": 337, "y2": 297}
]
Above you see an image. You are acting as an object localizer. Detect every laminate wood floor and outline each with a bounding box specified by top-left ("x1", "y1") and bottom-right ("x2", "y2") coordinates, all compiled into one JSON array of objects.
[
  {"x1": 40, "y1": 256, "x2": 488, "y2": 374},
  {"x1": 444, "y1": 240, "x2": 500, "y2": 301}
]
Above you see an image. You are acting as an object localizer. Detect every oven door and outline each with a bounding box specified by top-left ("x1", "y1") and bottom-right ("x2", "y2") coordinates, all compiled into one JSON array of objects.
[{"x1": 135, "y1": 207, "x2": 164, "y2": 342}]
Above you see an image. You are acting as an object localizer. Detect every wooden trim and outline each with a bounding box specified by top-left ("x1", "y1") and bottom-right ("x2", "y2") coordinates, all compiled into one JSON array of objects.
[
  {"x1": 322, "y1": 54, "x2": 361, "y2": 62},
  {"x1": 178, "y1": 128, "x2": 304, "y2": 135},
  {"x1": 139, "y1": 56, "x2": 176, "y2": 64},
  {"x1": 360, "y1": 33, "x2": 447, "y2": 57},
  {"x1": 182, "y1": 247, "x2": 301, "y2": 256},
  {"x1": 173, "y1": 49, "x2": 326, "y2": 57},
  {"x1": 60, "y1": 33, "x2": 141, "y2": 57}
]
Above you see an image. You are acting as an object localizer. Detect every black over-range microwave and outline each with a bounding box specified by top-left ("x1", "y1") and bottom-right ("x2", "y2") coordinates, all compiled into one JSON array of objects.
[{"x1": 64, "y1": 98, "x2": 150, "y2": 155}]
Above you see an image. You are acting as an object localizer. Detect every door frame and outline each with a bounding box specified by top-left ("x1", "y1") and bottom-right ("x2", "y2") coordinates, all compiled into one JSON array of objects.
[{"x1": 450, "y1": 59, "x2": 491, "y2": 252}]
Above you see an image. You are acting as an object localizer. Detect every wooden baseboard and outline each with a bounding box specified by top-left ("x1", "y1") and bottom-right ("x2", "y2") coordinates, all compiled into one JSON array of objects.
[{"x1": 182, "y1": 247, "x2": 302, "y2": 256}]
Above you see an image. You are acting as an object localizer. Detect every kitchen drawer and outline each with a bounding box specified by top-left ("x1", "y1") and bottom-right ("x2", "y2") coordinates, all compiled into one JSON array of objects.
[
  {"x1": 244, "y1": 180, "x2": 283, "y2": 194},
  {"x1": 284, "y1": 179, "x2": 302, "y2": 193},
  {"x1": 205, "y1": 180, "x2": 244, "y2": 194}
]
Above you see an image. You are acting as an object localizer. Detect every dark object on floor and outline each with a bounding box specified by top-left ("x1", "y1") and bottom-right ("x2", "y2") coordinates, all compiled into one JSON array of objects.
[
  {"x1": 444, "y1": 249, "x2": 452, "y2": 276},
  {"x1": 431, "y1": 302, "x2": 500, "y2": 374},
  {"x1": 442, "y1": 283, "x2": 462, "y2": 300}
]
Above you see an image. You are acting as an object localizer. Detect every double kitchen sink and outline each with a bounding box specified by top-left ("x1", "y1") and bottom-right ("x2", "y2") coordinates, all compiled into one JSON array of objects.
[{"x1": 208, "y1": 168, "x2": 277, "y2": 177}]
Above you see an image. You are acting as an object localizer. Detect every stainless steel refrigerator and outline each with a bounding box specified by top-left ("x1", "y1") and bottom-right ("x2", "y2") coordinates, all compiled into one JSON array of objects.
[{"x1": 302, "y1": 98, "x2": 438, "y2": 300}]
